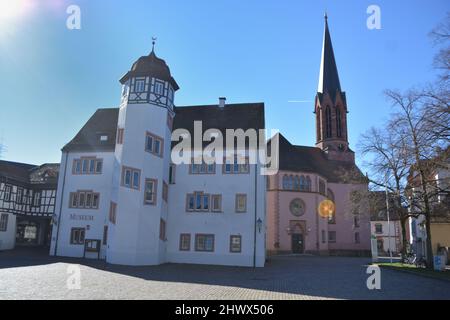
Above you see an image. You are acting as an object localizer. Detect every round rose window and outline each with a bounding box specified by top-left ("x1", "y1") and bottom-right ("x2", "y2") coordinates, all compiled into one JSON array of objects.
[{"x1": 289, "y1": 198, "x2": 306, "y2": 217}]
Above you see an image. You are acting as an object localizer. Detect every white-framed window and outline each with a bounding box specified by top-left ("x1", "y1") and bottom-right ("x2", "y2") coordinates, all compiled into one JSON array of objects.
[
  {"x1": 109, "y1": 202, "x2": 117, "y2": 224},
  {"x1": 235, "y1": 194, "x2": 247, "y2": 213},
  {"x1": 70, "y1": 228, "x2": 85, "y2": 245},
  {"x1": 0, "y1": 213, "x2": 8, "y2": 232},
  {"x1": 162, "y1": 181, "x2": 168, "y2": 203},
  {"x1": 169, "y1": 164, "x2": 176, "y2": 184},
  {"x1": 145, "y1": 132, "x2": 164, "y2": 157},
  {"x1": 73, "y1": 158, "x2": 103, "y2": 175},
  {"x1": 117, "y1": 128, "x2": 124, "y2": 144},
  {"x1": 69, "y1": 191, "x2": 100, "y2": 209},
  {"x1": 144, "y1": 179, "x2": 157, "y2": 205},
  {"x1": 121, "y1": 83, "x2": 129, "y2": 97},
  {"x1": 375, "y1": 223, "x2": 383, "y2": 234},
  {"x1": 186, "y1": 192, "x2": 210, "y2": 212},
  {"x1": 154, "y1": 80, "x2": 164, "y2": 95},
  {"x1": 121, "y1": 166, "x2": 140, "y2": 190},
  {"x1": 168, "y1": 86, "x2": 174, "y2": 102},
  {"x1": 195, "y1": 234, "x2": 214, "y2": 252},
  {"x1": 135, "y1": 79, "x2": 145, "y2": 93},
  {"x1": 230, "y1": 235, "x2": 242, "y2": 253},
  {"x1": 190, "y1": 159, "x2": 215, "y2": 174},
  {"x1": 223, "y1": 156, "x2": 249, "y2": 174},
  {"x1": 211, "y1": 194, "x2": 222, "y2": 212},
  {"x1": 179, "y1": 234, "x2": 191, "y2": 251},
  {"x1": 3, "y1": 185, "x2": 12, "y2": 202},
  {"x1": 16, "y1": 187, "x2": 23, "y2": 204},
  {"x1": 33, "y1": 192, "x2": 41, "y2": 207}
]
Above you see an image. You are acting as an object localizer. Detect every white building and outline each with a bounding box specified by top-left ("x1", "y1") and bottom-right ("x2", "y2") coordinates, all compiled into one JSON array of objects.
[
  {"x1": 369, "y1": 191, "x2": 403, "y2": 256},
  {"x1": 50, "y1": 48, "x2": 266, "y2": 267},
  {"x1": 407, "y1": 153, "x2": 450, "y2": 260}
]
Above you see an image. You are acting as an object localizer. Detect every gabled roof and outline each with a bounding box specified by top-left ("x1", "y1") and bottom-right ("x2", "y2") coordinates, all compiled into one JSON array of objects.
[
  {"x1": 174, "y1": 102, "x2": 265, "y2": 136},
  {"x1": 0, "y1": 160, "x2": 59, "y2": 187},
  {"x1": 270, "y1": 133, "x2": 366, "y2": 183},
  {"x1": 62, "y1": 103, "x2": 265, "y2": 152},
  {"x1": 0, "y1": 160, "x2": 37, "y2": 183},
  {"x1": 62, "y1": 108, "x2": 119, "y2": 152},
  {"x1": 317, "y1": 14, "x2": 343, "y2": 103}
]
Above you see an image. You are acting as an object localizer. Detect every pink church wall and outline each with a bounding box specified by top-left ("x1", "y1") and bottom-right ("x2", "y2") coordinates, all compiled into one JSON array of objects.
[{"x1": 266, "y1": 171, "x2": 371, "y2": 256}]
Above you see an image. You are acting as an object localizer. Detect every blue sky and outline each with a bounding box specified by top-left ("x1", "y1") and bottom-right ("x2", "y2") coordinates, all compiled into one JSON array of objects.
[{"x1": 0, "y1": 0, "x2": 448, "y2": 167}]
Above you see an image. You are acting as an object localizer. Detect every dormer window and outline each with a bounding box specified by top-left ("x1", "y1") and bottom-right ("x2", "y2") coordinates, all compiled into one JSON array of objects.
[
  {"x1": 135, "y1": 79, "x2": 145, "y2": 93},
  {"x1": 154, "y1": 80, "x2": 164, "y2": 95}
]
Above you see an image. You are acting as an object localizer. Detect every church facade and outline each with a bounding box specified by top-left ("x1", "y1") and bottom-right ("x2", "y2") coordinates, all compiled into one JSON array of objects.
[{"x1": 266, "y1": 15, "x2": 371, "y2": 256}]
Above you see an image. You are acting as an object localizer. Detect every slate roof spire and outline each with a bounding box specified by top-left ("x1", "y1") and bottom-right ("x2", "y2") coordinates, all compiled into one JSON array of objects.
[{"x1": 317, "y1": 13, "x2": 342, "y2": 96}]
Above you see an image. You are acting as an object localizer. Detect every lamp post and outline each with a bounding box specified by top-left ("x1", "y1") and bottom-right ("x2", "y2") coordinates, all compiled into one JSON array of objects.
[
  {"x1": 385, "y1": 173, "x2": 393, "y2": 263},
  {"x1": 256, "y1": 218, "x2": 263, "y2": 233}
]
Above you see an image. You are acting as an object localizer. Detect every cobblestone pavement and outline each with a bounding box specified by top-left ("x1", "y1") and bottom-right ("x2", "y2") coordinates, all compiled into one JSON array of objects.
[{"x1": 1, "y1": 248, "x2": 449, "y2": 300}]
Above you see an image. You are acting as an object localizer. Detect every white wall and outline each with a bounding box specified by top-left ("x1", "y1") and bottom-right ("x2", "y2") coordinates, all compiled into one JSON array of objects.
[
  {"x1": 50, "y1": 151, "x2": 114, "y2": 258},
  {"x1": 166, "y1": 160, "x2": 266, "y2": 267}
]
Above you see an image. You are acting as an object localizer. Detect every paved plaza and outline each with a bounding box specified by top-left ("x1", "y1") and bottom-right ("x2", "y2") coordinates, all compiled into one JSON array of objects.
[{"x1": 1, "y1": 248, "x2": 449, "y2": 300}]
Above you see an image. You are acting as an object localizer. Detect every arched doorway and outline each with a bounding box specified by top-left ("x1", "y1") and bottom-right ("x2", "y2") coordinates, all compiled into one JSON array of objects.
[{"x1": 290, "y1": 221, "x2": 305, "y2": 254}]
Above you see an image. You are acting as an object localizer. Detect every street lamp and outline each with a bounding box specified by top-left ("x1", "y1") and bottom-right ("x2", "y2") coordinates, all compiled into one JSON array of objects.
[{"x1": 256, "y1": 218, "x2": 263, "y2": 233}]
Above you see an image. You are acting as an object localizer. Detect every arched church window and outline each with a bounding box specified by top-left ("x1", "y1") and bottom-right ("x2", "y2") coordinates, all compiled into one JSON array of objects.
[
  {"x1": 299, "y1": 176, "x2": 306, "y2": 190},
  {"x1": 327, "y1": 188, "x2": 335, "y2": 202},
  {"x1": 336, "y1": 107, "x2": 342, "y2": 137},
  {"x1": 282, "y1": 175, "x2": 289, "y2": 189},
  {"x1": 306, "y1": 176, "x2": 312, "y2": 191},
  {"x1": 288, "y1": 175, "x2": 294, "y2": 190},
  {"x1": 293, "y1": 176, "x2": 300, "y2": 190},
  {"x1": 325, "y1": 106, "x2": 332, "y2": 138}
]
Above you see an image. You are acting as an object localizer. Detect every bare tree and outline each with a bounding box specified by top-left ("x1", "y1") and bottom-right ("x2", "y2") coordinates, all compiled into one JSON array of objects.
[
  {"x1": 354, "y1": 126, "x2": 416, "y2": 259},
  {"x1": 385, "y1": 89, "x2": 449, "y2": 268},
  {"x1": 430, "y1": 12, "x2": 450, "y2": 82}
]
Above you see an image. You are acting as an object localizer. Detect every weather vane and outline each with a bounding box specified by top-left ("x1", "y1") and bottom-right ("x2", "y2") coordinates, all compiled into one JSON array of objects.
[{"x1": 152, "y1": 36, "x2": 157, "y2": 51}]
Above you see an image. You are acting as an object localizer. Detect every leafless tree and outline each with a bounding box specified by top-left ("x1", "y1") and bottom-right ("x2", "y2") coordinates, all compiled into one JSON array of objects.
[
  {"x1": 354, "y1": 126, "x2": 416, "y2": 259},
  {"x1": 385, "y1": 88, "x2": 449, "y2": 268}
]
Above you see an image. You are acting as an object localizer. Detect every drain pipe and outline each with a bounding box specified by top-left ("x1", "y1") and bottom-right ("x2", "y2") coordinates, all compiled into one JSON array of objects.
[
  {"x1": 253, "y1": 163, "x2": 257, "y2": 268},
  {"x1": 53, "y1": 151, "x2": 68, "y2": 256}
]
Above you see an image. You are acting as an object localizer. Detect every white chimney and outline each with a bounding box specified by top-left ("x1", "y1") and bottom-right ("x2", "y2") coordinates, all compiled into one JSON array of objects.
[{"x1": 219, "y1": 97, "x2": 226, "y2": 108}]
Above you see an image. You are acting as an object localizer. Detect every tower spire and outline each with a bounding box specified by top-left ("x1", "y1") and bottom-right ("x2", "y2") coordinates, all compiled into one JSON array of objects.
[
  {"x1": 317, "y1": 14, "x2": 341, "y2": 97},
  {"x1": 151, "y1": 36, "x2": 157, "y2": 53}
]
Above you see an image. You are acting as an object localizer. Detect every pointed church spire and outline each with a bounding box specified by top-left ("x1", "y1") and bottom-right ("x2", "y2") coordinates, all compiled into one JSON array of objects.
[{"x1": 317, "y1": 14, "x2": 341, "y2": 95}]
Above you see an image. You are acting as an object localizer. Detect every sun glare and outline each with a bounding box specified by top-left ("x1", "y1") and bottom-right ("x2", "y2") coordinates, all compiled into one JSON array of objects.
[{"x1": 0, "y1": 0, "x2": 30, "y2": 21}]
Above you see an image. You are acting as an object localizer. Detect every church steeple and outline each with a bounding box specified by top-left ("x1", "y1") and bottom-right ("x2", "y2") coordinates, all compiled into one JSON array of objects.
[
  {"x1": 317, "y1": 13, "x2": 341, "y2": 99},
  {"x1": 314, "y1": 14, "x2": 354, "y2": 163}
]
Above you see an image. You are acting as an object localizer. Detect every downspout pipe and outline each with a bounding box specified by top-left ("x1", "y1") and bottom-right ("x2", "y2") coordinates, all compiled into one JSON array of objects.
[{"x1": 53, "y1": 151, "x2": 68, "y2": 256}]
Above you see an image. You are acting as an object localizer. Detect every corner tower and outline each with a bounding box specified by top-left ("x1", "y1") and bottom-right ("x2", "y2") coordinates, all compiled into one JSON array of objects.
[
  {"x1": 107, "y1": 43, "x2": 178, "y2": 265},
  {"x1": 314, "y1": 14, "x2": 354, "y2": 163}
]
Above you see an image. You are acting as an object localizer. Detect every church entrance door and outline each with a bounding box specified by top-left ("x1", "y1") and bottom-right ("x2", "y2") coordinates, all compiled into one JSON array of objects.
[{"x1": 291, "y1": 233, "x2": 304, "y2": 254}]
